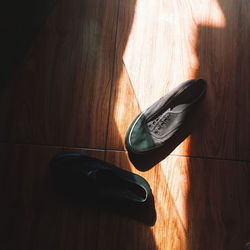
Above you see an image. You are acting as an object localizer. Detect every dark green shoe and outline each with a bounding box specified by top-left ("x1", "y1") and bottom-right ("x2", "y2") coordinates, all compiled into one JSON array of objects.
[
  {"x1": 49, "y1": 153, "x2": 152, "y2": 205},
  {"x1": 125, "y1": 79, "x2": 206, "y2": 154}
]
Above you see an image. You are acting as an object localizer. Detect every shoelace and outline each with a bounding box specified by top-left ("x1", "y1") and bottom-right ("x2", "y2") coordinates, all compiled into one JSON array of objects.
[{"x1": 147, "y1": 109, "x2": 173, "y2": 135}]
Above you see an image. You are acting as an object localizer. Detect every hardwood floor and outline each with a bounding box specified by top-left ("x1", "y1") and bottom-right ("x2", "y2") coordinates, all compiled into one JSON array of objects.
[
  {"x1": 0, "y1": 145, "x2": 249, "y2": 249},
  {"x1": 186, "y1": 157, "x2": 250, "y2": 250},
  {"x1": 0, "y1": 144, "x2": 104, "y2": 250},
  {"x1": 0, "y1": 0, "x2": 119, "y2": 148},
  {"x1": 1, "y1": 0, "x2": 250, "y2": 249},
  {"x1": 108, "y1": 0, "x2": 250, "y2": 161}
]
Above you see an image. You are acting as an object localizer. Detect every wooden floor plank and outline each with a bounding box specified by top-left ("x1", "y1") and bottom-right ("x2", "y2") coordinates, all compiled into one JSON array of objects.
[
  {"x1": 191, "y1": 0, "x2": 250, "y2": 161},
  {"x1": 0, "y1": 0, "x2": 119, "y2": 149},
  {"x1": 0, "y1": 144, "x2": 249, "y2": 250},
  {"x1": 98, "y1": 151, "x2": 187, "y2": 250},
  {"x1": 106, "y1": 62, "x2": 141, "y2": 150},
  {"x1": 98, "y1": 152, "x2": 250, "y2": 250},
  {"x1": 161, "y1": 155, "x2": 250, "y2": 250},
  {"x1": 1, "y1": 0, "x2": 250, "y2": 249},
  {"x1": 105, "y1": 0, "x2": 140, "y2": 150},
  {"x1": 186, "y1": 157, "x2": 250, "y2": 250},
  {"x1": 107, "y1": 0, "x2": 250, "y2": 162},
  {"x1": 0, "y1": 144, "x2": 104, "y2": 250}
]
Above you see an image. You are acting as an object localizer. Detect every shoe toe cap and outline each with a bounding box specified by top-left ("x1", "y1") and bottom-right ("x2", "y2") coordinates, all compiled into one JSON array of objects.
[{"x1": 126, "y1": 114, "x2": 156, "y2": 153}]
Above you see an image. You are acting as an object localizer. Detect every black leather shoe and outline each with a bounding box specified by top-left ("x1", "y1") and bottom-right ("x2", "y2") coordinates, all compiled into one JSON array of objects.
[
  {"x1": 49, "y1": 153, "x2": 152, "y2": 205},
  {"x1": 125, "y1": 79, "x2": 206, "y2": 154}
]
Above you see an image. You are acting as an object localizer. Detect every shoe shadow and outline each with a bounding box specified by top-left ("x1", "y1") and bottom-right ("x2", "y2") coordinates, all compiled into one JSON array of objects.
[
  {"x1": 98, "y1": 194, "x2": 157, "y2": 226},
  {"x1": 187, "y1": 0, "x2": 250, "y2": 248},
  {"x1": 51, "y1": 182, "x2": 156, "y2": 226}
]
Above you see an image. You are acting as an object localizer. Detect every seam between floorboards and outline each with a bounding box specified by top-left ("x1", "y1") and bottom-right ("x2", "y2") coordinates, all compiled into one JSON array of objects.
[{"x1": 0, "y1": 142, "x2": 249, "y2": 164}]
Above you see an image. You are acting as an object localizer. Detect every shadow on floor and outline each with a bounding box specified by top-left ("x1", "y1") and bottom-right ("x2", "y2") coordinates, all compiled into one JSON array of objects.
[{"x1": 187, "y1": 0, "x2": 250, "y2": 249}]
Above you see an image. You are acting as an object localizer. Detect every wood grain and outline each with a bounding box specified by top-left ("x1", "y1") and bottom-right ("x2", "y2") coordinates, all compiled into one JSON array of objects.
[
  {"x1": 186, "y1": 157, "x2": 250, "y2": 250},
  {"x1": 106, "y1": 62, "x2": 141, "y2": 149},
  {"x1": 191, "y1": 0, "x2": 250, "y2": 161},
  {"x1": 106, "y1": 0, "x2": 250, "y2": 162},
  {"x1": 0, "y1": 143, "x2": 104, "y2": 250},
  {"x1": 162, "y1": 155, "x2": 250, "y2": 250},
  {"x1": 0, "y1": 147, "x2": 249, "y2": 250},
  {"x1": 105, "y1": 0, "x2": 140, "y2": 150},
  {"x1": 98, "y1": 151, "x2": 187, "y2": 250},
  {"x1": 98, "y1": 152, "x2": 250, "y2": 250},
  {"x1": 0, "y1": 0, "x2": 119, "y2": 149},
  {"x1": 1, "y1": 0, "x2": 250, "y2": 249}
]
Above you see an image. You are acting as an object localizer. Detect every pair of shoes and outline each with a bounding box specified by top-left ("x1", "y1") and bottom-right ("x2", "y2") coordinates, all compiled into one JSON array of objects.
[{"x1": 49, "y1": 79, "x2": 206, "y2": 224}]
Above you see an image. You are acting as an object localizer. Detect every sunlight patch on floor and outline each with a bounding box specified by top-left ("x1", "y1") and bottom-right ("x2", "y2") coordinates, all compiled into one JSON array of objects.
[{"x1": 112, "y1": 0, "x2": 227, "y2": 246}]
